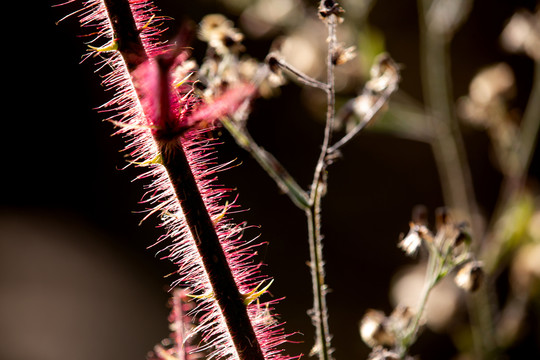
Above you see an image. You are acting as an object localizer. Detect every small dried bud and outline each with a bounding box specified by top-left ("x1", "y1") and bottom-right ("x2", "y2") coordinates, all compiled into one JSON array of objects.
[
  {"x1": 318, "y1": 0, "x2": 344, "y2": 21},
  {"x1": 398, "y1": 230, "x2": 422, "y2": 256},
  {"x1": 398, "y1": 222, "x2": 431, "y2": 256},
  {"x1": 265, "y1": 53, "x2": 282, "y2": 74},
  {"x1": 457, "y1": 63, "x2": 516, "y2": 129},
  {"x1": 470, "y1": 63, "x2": 515, "y2": 106},
  {"x1": 199, "y1": 14, "x2": 229, "y2": 41},
  {"x1": 431, "y1": 207, "x2": 471, "y2": 251},
  {"x1": 360, "y1": 309, "x2": 395, "y2": 348},
  {"x1": 388, "y1": 305, "x2": 414, "y2": 332},
  {"x1": 455, "y1": 261, "x2": 484, "y2": 292},
  {"x1": 332, "y1": 43, "x2": 357, "y2": 65},
  {"x1": 199, "y1": 14, "x2": 245, "y2": 55},
  {"x1": 351, "y1": 92, "x2": 377, "y2": 119},
  {"x1": 435, "y1": 207, "x2": 450, "y2": 231},
  {"x1": 501, "y1": 9, "x2": 540, "y2": 60},
  {"x1": 453, "y1": 227, "x2": 471, "y2": 248},
  {"x1": 366, "y1": 53, "x2": 401, "y2": 93}
]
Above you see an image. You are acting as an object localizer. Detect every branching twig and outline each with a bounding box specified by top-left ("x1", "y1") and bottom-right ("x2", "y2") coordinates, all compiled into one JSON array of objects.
[
  {"x1": 304, "y1": 4, "x2": 339, "y2": 359},
  {"x1": 329, "y1": 65, "x2": 399, "y2": 153},
  {"x1": 219, "y1": 4, "x2": 398, "y2": 359},
  {"x1": 266, "y1": 54, "x2": 330, "y2": 91}
]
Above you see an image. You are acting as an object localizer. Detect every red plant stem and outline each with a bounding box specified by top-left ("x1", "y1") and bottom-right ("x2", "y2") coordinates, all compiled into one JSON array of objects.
[
  {"x1": 159, "y1": 139, "x2": 265, "y2": 360},
  {"x1": 154, "y1": 56, "x2": 265, "y2": 360},
  {"x1": 101, "y1": 1, "x2": 265, "y2": 359},
  {"x1": 102, "y1": 0, "x2": 147, "y2": 70}
]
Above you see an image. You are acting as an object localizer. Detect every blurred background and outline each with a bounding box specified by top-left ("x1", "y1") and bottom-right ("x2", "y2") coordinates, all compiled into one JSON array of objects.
[{"x1": 2, "y1": 0, "x2": 539, "y2": 359}]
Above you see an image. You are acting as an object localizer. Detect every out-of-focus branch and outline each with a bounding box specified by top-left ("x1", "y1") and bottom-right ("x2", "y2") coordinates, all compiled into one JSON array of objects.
[
  {"x1": 417, "y1": 1, "x2": 496, "y2": 359},
  {"x1": 417, "y1": 0, "x2": 479, "y2": 237},
  {"x1": 517, "y1": 60, "x2": 540, "y2": 181}
]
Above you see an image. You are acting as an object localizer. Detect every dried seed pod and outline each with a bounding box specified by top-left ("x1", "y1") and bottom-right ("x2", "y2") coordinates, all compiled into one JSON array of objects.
[
  {"x1": 199, "y1": 14, "x2": 245, "y2": 55},
  {"x1": 452, "y1": 226, "x2": 471, "y2": 248},
  {"x1": 360, "y1": 309, "x2": 395, "y2": 348},
  {"x1": 388, "y1": 305, "x2": 414, "y2": 333},
  {"x1": 455, "y1": 261, "x2": 484, "y2": 292},
  {"x1": 318, "y1": 0, "x2": 344, "y2": 21},
  {"x1": 435, "y1": 206, "x2": 450, "y2": 231},
  {"x1": 366, "y1": 53, "x2": 401, "y2": 93},
  {"x1": 501, "y1": 9, "x2": 540, "y2": 60},
  {"x1": 265, "y1": 53, "x2": 282, "y2": 74},
  {"x1": 332, "y1": 43, "x2": 356, "y2": 65},
  {"x1": 398, "y1": 222, "x2": 432, "y2": 256}
]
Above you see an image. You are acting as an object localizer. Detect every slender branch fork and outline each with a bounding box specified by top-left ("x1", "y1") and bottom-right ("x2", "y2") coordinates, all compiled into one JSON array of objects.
[
  {"x1": 267, "y1": 54, "x2": 330, "y2": 91},
  {"x1": 221, "y1": 2, "x2": 398, "y2": 358},
  {"x1": 100, "y1": 1, "x2": 265, "y2": 359},
  {"x1": 230, "y1": 6, "x2": 340, "y2": 359}
]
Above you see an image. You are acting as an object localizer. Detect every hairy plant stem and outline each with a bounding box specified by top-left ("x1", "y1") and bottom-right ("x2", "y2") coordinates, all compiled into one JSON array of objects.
[
  {"x1": 102, "y1": 0, "x2": 147, "y2": 71},
  {"x1": 306, "y1": 13, "x2": 337, "y2": 360},
  {"x1": 226, "y1": 12, "x2": 339, "y2": 359},
  {"x1": 157, "y1": 136, "x2": 265, "y2": 360},
  {"x1": 101, "y1": 1, "x2": 265, "y2": 359},
  {"x1": 306, "y1": 204, "x2": 331, "y2": 360}
]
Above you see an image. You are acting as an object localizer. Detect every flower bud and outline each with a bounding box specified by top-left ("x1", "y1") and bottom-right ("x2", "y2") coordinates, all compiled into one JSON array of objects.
[
  {"x1": 332, "y1": 43, "x2": 357, "y2": 65},
  {"x1": 360, "y1": 309, "x2": 395, "y2": 348},
  {"x1": 398, "y1": 222, "x2": 431, "y2": 256},
  {"x1": 454, "y1": 261, "x2": 484, "y2": 292},
  {"x1": 318, "y1": 0, "x2": 344, "y2": 22}
]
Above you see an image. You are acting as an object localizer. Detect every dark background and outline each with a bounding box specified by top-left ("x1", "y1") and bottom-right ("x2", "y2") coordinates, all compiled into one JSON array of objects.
[{"x1": 2, "y1": 1, "x2": 539, "y2": 360}]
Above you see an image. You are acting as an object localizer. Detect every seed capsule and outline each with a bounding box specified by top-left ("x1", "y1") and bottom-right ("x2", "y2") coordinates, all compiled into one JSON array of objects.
[{"x1": 455, "y1": 261, "x2": 484, "y2": 292}]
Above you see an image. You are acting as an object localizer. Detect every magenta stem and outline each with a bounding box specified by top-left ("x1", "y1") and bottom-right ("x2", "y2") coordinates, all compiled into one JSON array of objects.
[{"x1": 101, "y1": 1, "x2": 266, "y2": 359}]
